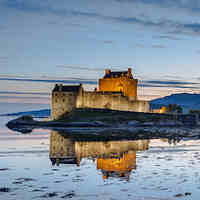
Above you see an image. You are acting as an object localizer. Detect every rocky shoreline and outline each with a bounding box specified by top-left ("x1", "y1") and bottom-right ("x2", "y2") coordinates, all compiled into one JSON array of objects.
[{"x1": 6, "y1": 111, "x2": 200, "y2": 139}]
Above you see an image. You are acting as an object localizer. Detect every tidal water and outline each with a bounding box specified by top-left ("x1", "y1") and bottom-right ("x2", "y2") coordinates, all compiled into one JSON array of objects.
[{"x1": 1, "y1": 103, "x2": 200, "y2": 199}]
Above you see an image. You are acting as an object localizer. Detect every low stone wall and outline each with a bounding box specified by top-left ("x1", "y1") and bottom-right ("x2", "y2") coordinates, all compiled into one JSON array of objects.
[
  {"x1": 78, "y1": 92, "x2": 149, "y2": 113},
  {"x1": 51, "y1": 90, "x2": 150, "y2": 120}
]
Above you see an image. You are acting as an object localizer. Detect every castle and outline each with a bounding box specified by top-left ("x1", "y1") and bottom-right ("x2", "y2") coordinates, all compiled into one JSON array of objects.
[{"x1": 51, "y1": 68, "x2": 149, "y2": 120}]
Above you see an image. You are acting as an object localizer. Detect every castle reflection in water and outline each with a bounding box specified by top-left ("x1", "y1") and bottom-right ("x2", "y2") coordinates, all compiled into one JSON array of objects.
[{"x1": 50, "y1": 131, "x2": 149, "y2": 180}]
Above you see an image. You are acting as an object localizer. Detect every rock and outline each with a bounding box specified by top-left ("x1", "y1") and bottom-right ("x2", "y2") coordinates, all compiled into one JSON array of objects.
[
  {"x1": 127, "y1": 120, "x2": 140, "y2": 126},
  {"x1": 0, "y1": 187, "x2": 10, "y2": 192},
  {"x1": 15, "y1": 178, "x2": 36, "y2": 182},
  {"x1": 0, "y1": 168, "x2": 9, "y2": 171},
  {"x1": 61, "y1": 191, "x2": 75, "y2": 198},
  {"x1": 143, "y1": 122, "x2": 154, "y2": 126},
  {"x1": 40, "y1": 192, "x2": 58, "y2": 198},
  {"x1": 12, "y1": 181, "x2": 23, "y2": 184}
]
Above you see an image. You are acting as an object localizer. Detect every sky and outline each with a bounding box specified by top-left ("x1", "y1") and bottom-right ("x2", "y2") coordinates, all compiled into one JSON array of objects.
[{"x1": 1, "y1": 0, "x2": 200, "y2": 105}]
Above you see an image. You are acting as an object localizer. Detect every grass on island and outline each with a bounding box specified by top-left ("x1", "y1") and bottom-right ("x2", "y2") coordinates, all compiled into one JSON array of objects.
[{"x1": 53, "y1": 108, "x2": 175, "y2": 124}]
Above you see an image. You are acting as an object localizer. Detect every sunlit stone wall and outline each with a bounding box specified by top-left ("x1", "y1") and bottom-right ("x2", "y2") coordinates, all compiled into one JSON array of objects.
[{"x1": 78, "y1": 91, "x2": 149, "y2": 113}]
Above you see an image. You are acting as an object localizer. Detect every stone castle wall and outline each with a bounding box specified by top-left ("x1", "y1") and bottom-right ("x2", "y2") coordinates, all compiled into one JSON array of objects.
[
  {"x1": 51, "y1": 90, "x2": 149, "y2": 120},
  {"x1": 51, "y1": 90, "x2": 81, "y2": 120},
  {"x1": 77, "y1": 91, "x2": 149, "y2": 112}
]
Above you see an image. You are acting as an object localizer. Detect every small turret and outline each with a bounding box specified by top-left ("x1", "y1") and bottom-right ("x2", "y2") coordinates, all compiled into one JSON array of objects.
[
  {"x1": 105, "y1": 69, "x2": 111, "y2": 75},
  {"x1": 59, "y1": 84, "x2": 63, "y2": 92}
]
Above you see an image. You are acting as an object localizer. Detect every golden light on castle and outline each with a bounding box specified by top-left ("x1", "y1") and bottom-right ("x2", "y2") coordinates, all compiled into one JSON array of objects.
[{"x1": 51, "y1": 68, "x2": 149, "y2": 120}]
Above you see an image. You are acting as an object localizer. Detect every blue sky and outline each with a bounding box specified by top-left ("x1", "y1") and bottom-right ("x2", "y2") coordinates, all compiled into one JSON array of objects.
[{"x1": 1, "y1": 0, "x2": 200, "y2": 103}]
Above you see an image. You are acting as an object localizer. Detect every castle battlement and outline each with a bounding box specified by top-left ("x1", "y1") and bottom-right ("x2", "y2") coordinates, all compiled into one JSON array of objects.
[{"x1": 51, "y1": 68, "x2": 149, "y2": 120}]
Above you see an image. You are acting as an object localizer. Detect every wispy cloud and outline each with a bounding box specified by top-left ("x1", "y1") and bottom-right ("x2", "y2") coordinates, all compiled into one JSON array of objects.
[
  {"x1": 0, "y1": 25, "x2": 6, "y2": 31},
  {"x1": 56, "y1": 65, "x2": 105, "y2": 72},
  {"x1": 0, "y1": 91, "x2": 50, "y2": 96},
  {"x1": 0, "y1": 56, "x2": 8, "y2": 63},
  {"x1": 103, "y1": 40, "x2": 114, "y2": 44},
  {"x1": 135, "y1": 43, "x2": 145, "y2": 48},
  {"x1": 145, "y1": 80, "x2": 199, "y2": 85},
  {"x1": 151, "y1": 45, "x2": 166, "y2": 49},
  {"x1": 3, "y1": 0, "x2": 200, "y2": 36},
  {"x1": 115, "y1": 0, "x2": 200, "y2": 13},
  {"x1": 139, "y1": 79, "x2": 200, "y2": 89},
  {"x1": 0, "y1": 77, "x2": 97, "y2": 85},
  {"x1": 56, "y1": 65, "x2": 125, "y2": 72},
  {"x1": 0, "y1": 95, "x2": 50, "y2": 100},
  {"x1": 155, "y1": 35, "x2": 183, "y2": 41},
  {"x1": 139, "y1": 83, "x2": 200, "y2": 89}
]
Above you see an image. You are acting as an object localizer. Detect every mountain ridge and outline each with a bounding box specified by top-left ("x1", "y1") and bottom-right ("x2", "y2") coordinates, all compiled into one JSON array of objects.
[{"x1": 150, "y1": 93, "x2": 200, "y2": 112}]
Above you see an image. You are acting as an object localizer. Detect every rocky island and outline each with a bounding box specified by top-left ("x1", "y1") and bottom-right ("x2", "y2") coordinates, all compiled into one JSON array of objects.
[{"x1": 6, "y1": 108, "x2": 200, "y2": 140}]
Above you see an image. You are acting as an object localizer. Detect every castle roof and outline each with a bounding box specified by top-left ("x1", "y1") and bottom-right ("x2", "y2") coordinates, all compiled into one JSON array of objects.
[
  {"x1": 53, "y1": 84, "x2": 82, "y2": 92},
  {"x1": 104, "y1": 71, "x2": 129, "y2": 78},
  {"x1": 103, "y1": 68, "x2": 133, "y2": 79}
]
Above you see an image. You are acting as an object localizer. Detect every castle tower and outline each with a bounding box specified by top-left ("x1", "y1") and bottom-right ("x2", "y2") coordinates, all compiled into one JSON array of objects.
[
  {"x1": 98, "y1": 68, "x2": 138, "y2": 100},
  {"x1": 51, "y1": 84, "x2": 83, "y2": 120}
]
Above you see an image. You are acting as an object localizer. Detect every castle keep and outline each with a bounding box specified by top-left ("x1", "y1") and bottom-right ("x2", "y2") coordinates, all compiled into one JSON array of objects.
[
  {"x1": 99, "y1": 68, "x2": 138, "y2": 100},
  {"x1": 51, "y1": 68, "x2": 149, "y2": 120}
]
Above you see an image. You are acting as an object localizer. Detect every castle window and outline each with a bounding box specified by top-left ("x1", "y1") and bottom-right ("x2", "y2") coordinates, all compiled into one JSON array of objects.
[
  {"x1": 55, "y1": 93, "x2": 58, "y2": 97},
  {"x1": 63, "y1": 99, "x2": 65, "y2": 102}
]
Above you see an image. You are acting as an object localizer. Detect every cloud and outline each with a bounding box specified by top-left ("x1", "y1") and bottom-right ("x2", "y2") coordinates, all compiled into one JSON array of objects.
[
  {"x1": 47, "y1": 21, "x2": 57, "y2": 25},
  {"x1": 0, "y1": 95, "x2": 50, "y2": 100},
  {"x1": 56, "y1": 65, "x2": 125, "y2": 72},
  {"x1": 151, "y1": 45, "x2": 166, "y2": 49},
  {"x1": 0, "y1": 25, "x2": 6, "y2": 30},
  {"x1": 163, "y1": 75, "x2": 183, "y2": 79},
  {"x1": 3, "y1": 0, "x2": 200, "y2": 36},
  {"x1": 0, "y1": 91, "x2": 50, "y2": 95},
  {"x1": 0, "y1": 77, "x2": 97, "y2": 85},
  {"x1": 2, "y1": 0, "x2": 44, "y2": 13},
  {"x1": 0, "y1": 56, "x2": 8, "y2": 60},
  {"x1": 135, "y1": 44, "x2": 145, "y2": 48},
  {"x1": 56, "y1": 65, "x2": 105, "y2": 72},
  {"x1": 0, "y1": 56, "x2": 8, "y2": 64},
  {"x1": 144, "y1": 80, "x2": 199, "y2": 85},
  {"x1": 103, "y1": 40, "x2": 114, "y2": 44},
  {"x1": 138, "y1": 83, "x2": 200, "y2": 89},
  {"x1": 4, "y1": 0, "x2": 200, "y2": 16},
  {"x1": 155, "y1": 35, "x2": 182, "y2": 41},
  {"x1": 115, "y1": 0, "x2": 200, "y2": 14},
  {"x1": 139, "y1": 79, "x2": 200, "y2": 90}
]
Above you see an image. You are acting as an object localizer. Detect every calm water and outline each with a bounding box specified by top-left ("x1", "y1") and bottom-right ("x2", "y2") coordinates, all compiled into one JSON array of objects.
[{"x1": 0, "y1": 103, "x2": 200, "y2": 199}]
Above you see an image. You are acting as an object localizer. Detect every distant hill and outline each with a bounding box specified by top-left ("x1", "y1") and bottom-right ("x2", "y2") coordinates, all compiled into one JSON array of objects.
[
  {"x1": 150, "y1": 93, "x2": 200, "y2": 113},
  {"x1": 0, "y1": 109, "x2": 50, "y2": 118}
]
